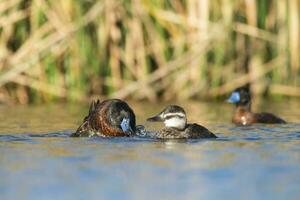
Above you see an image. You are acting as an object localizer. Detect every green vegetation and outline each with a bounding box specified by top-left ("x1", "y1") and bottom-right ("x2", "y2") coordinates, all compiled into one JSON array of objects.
[{"x1": 0, "y1": 0, "x2": 299, "y2": 104}]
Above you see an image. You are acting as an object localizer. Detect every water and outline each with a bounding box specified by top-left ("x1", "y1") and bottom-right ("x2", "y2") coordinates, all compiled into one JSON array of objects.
[{"x1": 0, "y1": 100, "x2": 300, "y2": 200}]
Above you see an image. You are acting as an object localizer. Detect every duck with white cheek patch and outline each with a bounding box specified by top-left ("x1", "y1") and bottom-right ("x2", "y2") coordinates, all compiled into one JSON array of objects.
[{"x1": 145, "y1": 105, "x2": 217, "y2": 139}]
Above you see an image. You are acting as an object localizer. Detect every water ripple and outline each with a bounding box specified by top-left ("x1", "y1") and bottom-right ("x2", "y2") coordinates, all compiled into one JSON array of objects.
[{"x1": 1, "y1": 124, "x2": 300, "y2": 143}]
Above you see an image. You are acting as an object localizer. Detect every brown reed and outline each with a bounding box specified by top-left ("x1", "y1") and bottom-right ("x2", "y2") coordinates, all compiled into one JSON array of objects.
[{"x1": 0, "y1": 0, "x2": 299, "y2": 104}]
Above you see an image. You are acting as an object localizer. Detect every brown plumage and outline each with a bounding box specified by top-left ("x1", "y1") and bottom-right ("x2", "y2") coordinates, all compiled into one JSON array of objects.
[
  {"x1": 146, "y1": 105, "x2": 217, "y2": 139},
  {"x1": 152, "y1": 124, "x2": 217, "y2": 139},
  {"x1": 227, "y1": 86, "x2": 286, "y2": 125},
  {"x1": 71, "y1": 99, "x2": 136, "y2": 137}
]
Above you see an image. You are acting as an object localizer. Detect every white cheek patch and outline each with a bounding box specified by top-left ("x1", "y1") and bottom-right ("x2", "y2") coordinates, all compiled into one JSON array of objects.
[{"x1": 164, "y1": 117, "x2": 186, "y2": 129}]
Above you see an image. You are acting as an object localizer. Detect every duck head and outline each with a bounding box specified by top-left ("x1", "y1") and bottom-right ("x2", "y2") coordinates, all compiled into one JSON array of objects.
[
  {"x1": 108, "y1": 100, "x2": 136, "y2": 135},
  {"x1": 147, "y1": 105, "x2": 187, "y2": 130},
  {"x1": 227, "y1": 86, "x2": 251, "y2": 106}
]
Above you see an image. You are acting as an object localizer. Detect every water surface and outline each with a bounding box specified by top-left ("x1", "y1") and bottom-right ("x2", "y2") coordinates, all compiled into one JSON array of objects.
[{"x1": 0, "y1": 100, "x2": 300, "y2": 200}]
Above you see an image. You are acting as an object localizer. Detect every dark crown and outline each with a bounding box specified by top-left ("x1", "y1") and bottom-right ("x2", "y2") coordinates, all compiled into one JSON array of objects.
[{"x1": 161, "y1": 105, "x2": 186, "y2": 119}]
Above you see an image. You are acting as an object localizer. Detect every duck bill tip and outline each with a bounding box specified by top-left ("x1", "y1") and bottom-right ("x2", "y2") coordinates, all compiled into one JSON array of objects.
[
  {"x1": 226, "y1": 99, "x2": 234, "y2": 103},
  {"x1": 125, "y1": 130, "x2": 134, "y2": 136},
  {"x1": 147, "y1": 115, "x2": 163, "y2": 122}
]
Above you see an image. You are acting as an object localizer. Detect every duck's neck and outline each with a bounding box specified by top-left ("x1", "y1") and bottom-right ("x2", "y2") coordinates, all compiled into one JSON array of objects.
[
  {"x1": 235, "y1": 102, "x2": 252, "y2": 114},
  {"x1": 232, "y1": 102, "x2": 255, "y2": 125}
]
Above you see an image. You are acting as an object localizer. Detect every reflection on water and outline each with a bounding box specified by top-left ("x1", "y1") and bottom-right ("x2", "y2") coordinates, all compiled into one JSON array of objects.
[{"x1": 0, "y1": 100, "x2": 300, "y2": 200}]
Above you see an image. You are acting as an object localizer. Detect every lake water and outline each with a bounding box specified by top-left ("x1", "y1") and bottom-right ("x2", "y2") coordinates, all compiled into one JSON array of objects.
[{"x1": 0, "y1": 99, "x2": 300, "y2": 200}]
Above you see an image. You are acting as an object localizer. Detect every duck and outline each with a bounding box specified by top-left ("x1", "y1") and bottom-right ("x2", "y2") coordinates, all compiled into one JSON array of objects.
[
  {"x1": 226, "y1": 86, "x2": 286, "y2": 125},
  {"x1": 71, "y1": 99, "x2": 136, "y2": 137},
  {"x1": 145, "y1": 105, "x2": 217, "y2": 139}
]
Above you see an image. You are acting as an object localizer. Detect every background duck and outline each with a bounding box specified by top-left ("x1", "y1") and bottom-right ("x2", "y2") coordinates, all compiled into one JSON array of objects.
[
  {"x1": 146, "y1": 105, "x2": 217, "y2": 139},
  {"x1": 227, "y1": 86, "x2": 286, "y2": 125},
  {"x1": 71, "y1": 99, "x2": 136, "y2": 137}
]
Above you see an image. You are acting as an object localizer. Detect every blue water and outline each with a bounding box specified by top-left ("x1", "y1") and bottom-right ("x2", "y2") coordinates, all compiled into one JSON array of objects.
[{"x1": 0, "y1": 101, "x2": 300, "y2": 200}]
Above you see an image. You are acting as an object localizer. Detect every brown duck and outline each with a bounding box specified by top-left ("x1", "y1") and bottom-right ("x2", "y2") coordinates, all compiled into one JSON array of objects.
[
  {"x1": 71, "y1": 99, "x2": 136, "y2": 137},
  {"x1": 146, "y1": 105, "x2": 217, "y2": 139},
  {"x1": 227, "y1": 86, "x2": 286, "y2": 125}
]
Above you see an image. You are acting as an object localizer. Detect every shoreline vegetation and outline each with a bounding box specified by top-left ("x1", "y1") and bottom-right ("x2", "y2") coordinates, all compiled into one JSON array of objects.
[{"x1": 0, "y1": 0, "x2": 299, "y2": 104}]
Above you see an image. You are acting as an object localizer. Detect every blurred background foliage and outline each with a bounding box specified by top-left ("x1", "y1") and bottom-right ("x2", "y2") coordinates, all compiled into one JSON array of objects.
[{"x1": 0, "y1": 0, "x2": 299, "y2": 104}]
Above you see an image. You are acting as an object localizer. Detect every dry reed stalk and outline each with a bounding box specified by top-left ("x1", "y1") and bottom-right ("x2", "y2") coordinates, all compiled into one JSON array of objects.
[
  {"x1": 288, "y1": 0, "x2": 299, "y2": 74},
  {"x1": 12, "y1": 74, "x2": 67, "y2": 97},
  {"x1": 233, "y1": 22, "x2": 278, "y2": 43},
  {"x1": 112, "y1": 42, "x2": 211, "y2": 99},
  {"x1": 276, "y1": 0, "x2": 289, "y2": 83},
  {"x1": 0, "y1": 0, "x2": 21, "y2": 14},
  {"x1": 141, "y1": 13, "x2": 168, "y2": 67},
  {"x1": 0, "y1": 10, "x2": 28, "y2": 28},
  {"x1": 208, "y1": 57, "x2": 285, "y2": 97},
  {"x1": 222, "y1": 0, "x2": 233, "y2": 25},
  {"x1": 0, "y1": 0, "x2": 23, "y2": 70},
  {"x1": 244, "y1": 0, "x2": 259, "y2": 96},
  {"x1": 0, "y1": 2, "x2": 104, "y2": 87},
  {"x1": 0, "y1": 0, "x2": 299, "y2": 103},
  {"x1": 188, "y1": 0, "x2": 209, "y2": 97},
  {"x1": 249, "y1": 56, "x2": 265, "y2": 97},
  {"x1": 107, "y1": 3, "x2": 122, "y2": 91},
  {"x1": 39, "y1": 0, "x2": 69, "y2": 36},
  {"x1": 245, "y1": 0, "x2": 257, "y2": 27},
  {"x1": 15, "y1": 85, "x2": 29, "y2": 104},
  {"x1": 269, "y1": 84, "x2": 300, "y2": 97}
]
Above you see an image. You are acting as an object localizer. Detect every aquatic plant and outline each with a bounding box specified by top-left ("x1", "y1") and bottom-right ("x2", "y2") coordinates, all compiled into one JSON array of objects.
[{"x1": 0, "y1": 0, "x2": 299, "y2": 104}]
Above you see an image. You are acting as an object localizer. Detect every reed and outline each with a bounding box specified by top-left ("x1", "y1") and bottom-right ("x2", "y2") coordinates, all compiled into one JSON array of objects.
[{"x1": 0, "y1": 0, "x2": 299, "y2": 104}]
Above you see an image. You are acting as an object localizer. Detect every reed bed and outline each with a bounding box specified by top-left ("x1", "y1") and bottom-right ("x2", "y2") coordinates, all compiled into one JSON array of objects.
[{"x1": 0, "y1": 0, "x2": 299, "y2": 104}]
